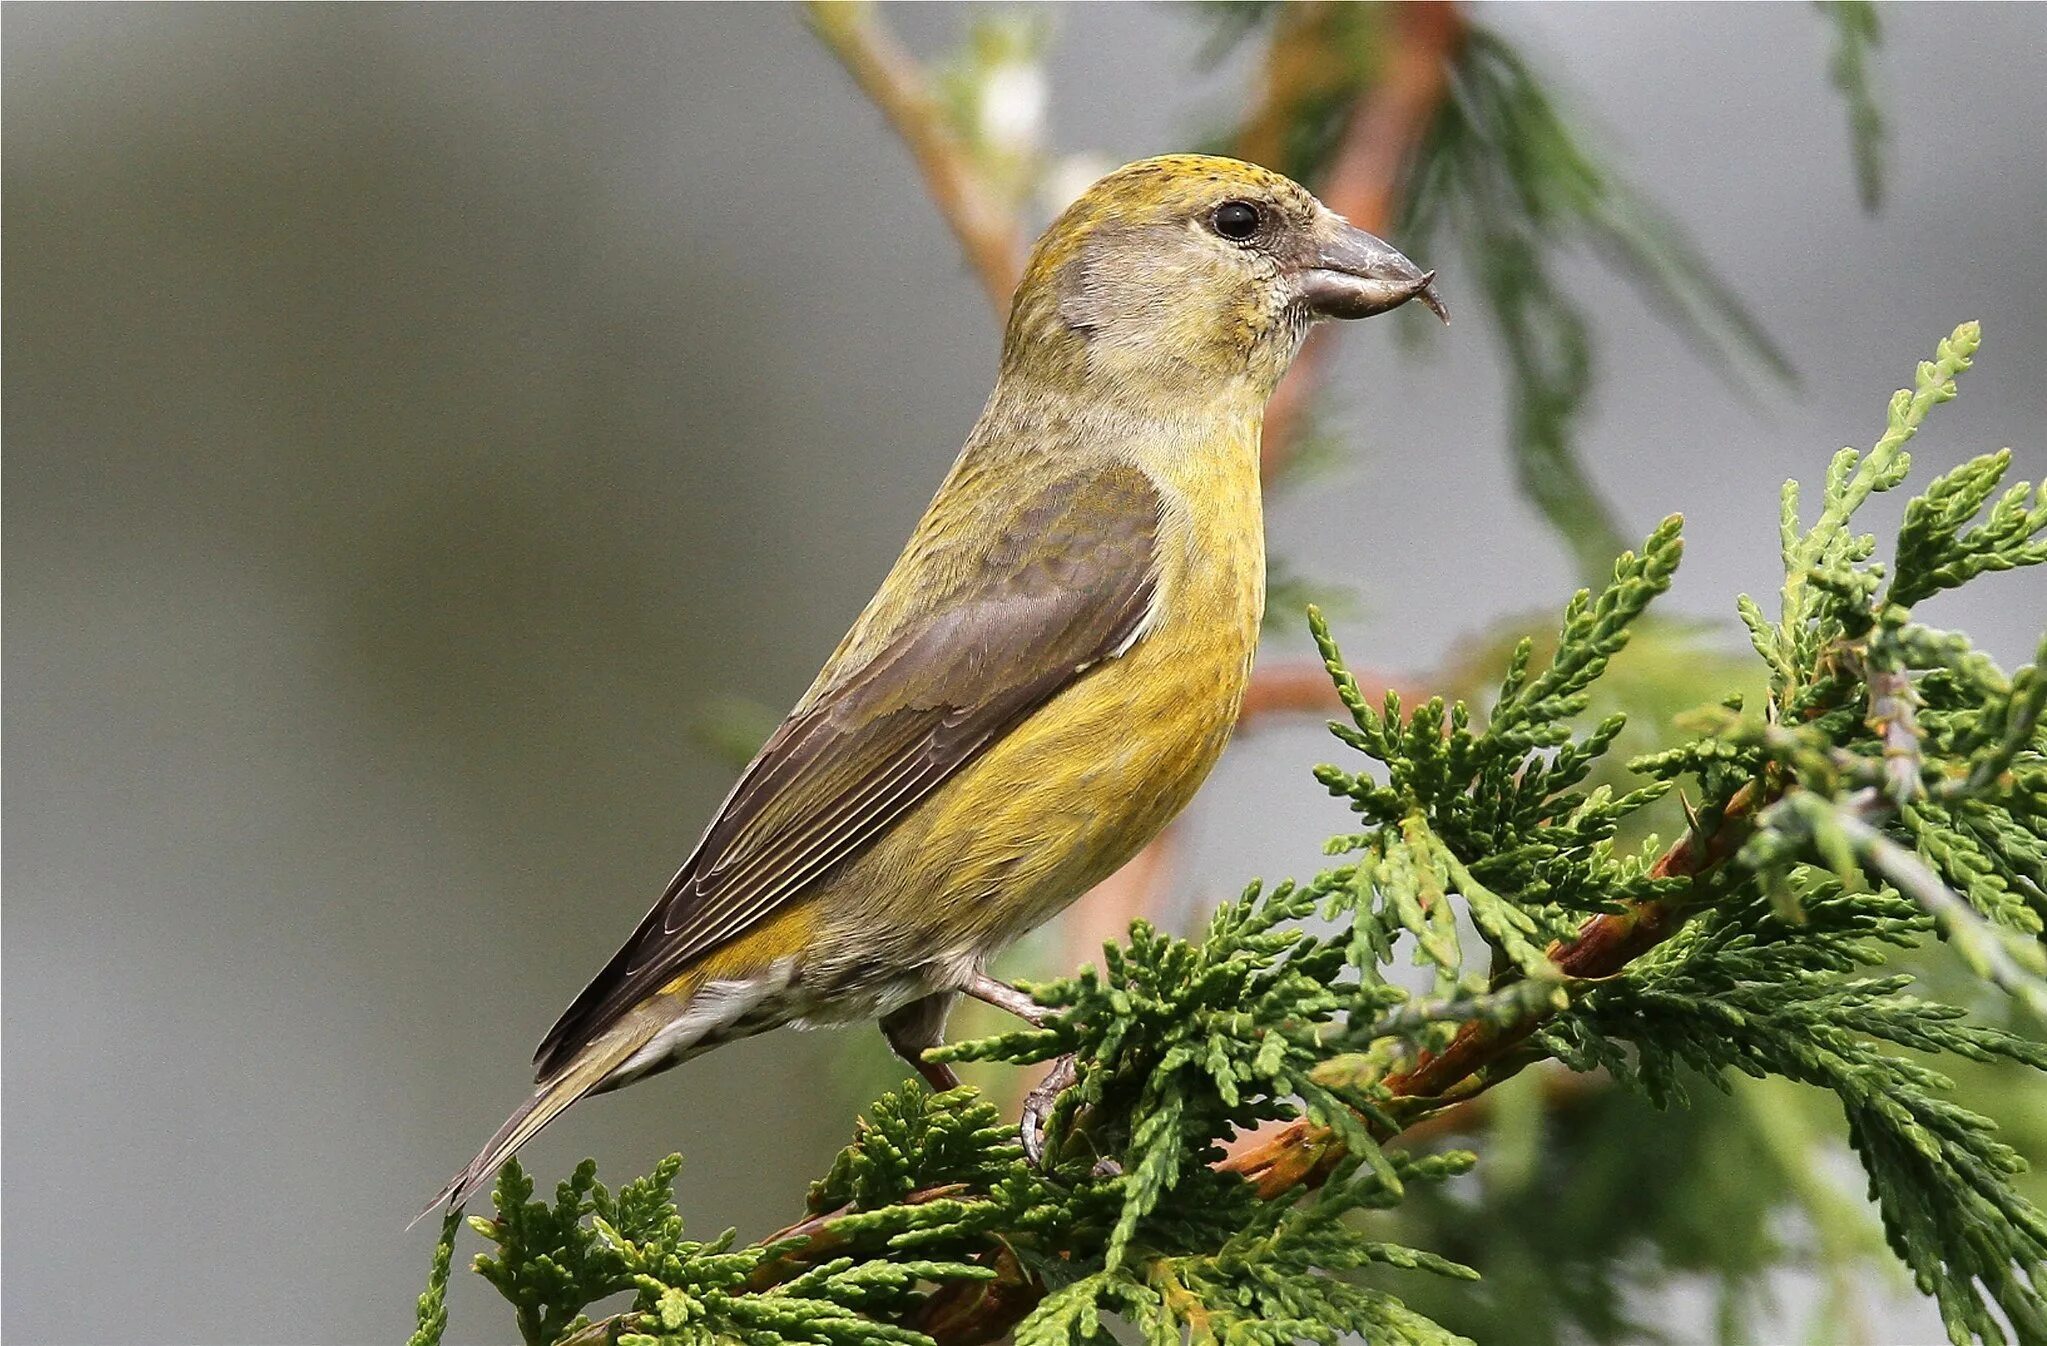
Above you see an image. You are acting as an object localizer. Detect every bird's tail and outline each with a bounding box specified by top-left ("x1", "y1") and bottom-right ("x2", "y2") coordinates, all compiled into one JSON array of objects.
[{"x1": 412, "y1": 1018, "x2": 661, "y2": 1227}]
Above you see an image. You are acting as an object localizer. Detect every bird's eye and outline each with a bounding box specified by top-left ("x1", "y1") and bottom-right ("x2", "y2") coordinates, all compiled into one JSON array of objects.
[{"x1": 1211, "y1": 200, "x2": 1263, "y2": 241}]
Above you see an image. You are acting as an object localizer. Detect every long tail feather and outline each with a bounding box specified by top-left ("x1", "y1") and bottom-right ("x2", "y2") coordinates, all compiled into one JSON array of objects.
[{"x1": 411, "y1": 1021, "x2": 660, "y2": 1228}]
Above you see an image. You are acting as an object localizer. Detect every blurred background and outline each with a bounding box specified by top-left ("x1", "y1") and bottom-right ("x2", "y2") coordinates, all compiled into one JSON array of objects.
[{"x1": 6, "y1": 4, "x2": 2045, "y2": 1343}]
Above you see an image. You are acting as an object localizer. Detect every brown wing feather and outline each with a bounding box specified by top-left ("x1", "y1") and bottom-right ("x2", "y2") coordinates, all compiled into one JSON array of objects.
[{"x1": 532, "y1": 463, "x2": 1162, "y2": 1080}]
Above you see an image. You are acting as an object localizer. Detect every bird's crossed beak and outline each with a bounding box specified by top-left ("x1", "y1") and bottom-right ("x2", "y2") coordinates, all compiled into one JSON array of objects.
[{"x1": 1295, "y1": 216, "x2": 1449, "y2": 324}]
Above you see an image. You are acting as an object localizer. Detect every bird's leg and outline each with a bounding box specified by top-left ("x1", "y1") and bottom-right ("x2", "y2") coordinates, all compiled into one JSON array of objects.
[
  {"x1": 880, "y1": 992, "x2": 961, "y2": 1092},
  {"x1": 964, "y1": 973, "x2": 1090, "y2": 1166},
  {"x1": 963, "y1": 972, "x2": 1051, "y2": 1025}
]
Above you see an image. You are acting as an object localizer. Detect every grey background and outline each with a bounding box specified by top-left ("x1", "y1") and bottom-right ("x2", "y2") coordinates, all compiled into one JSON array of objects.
[{"x1": 6, "y1": 3, "x2": 2043, "y2": 1343}]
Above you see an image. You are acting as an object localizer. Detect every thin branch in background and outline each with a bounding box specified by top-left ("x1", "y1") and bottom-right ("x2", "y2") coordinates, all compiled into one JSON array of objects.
[
  {"x1": 1052, "y1": 831, "x2": 1179, "y2": 973},
  {"x1": 1239, "y1": 661, "x2": 1434, "y2": 723},
  {"x1": 1252, "y1": 1, "x2": 1466, "y2": 476},
  {"x1": 1375, "y1": 1062, "x2": 1605, "y2": 1150},
  {"x1": 806, "y1": 1, "x2": 1024, "y2": 311}
]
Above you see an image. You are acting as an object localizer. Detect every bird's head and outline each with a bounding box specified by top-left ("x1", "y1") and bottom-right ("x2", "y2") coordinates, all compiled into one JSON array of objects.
[{"x1": 1002, "y1": 154, "x2": 1446, "y2": 401}]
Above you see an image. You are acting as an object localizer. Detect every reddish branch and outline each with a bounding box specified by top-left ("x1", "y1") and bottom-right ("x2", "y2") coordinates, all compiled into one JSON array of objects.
[{"x1": 1239, "y1": 661, "x2": 1434, "y2": 723}]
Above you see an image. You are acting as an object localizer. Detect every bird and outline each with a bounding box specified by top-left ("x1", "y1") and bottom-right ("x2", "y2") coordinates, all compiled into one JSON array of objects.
[{"x1": 427, "y1": 153, "x2": 1444, "y2": 1214}]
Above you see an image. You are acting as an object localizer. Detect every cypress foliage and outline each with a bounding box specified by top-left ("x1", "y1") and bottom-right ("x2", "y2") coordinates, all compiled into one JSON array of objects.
[{"x1": 413, "y1": 323, "x2": 2046, "y2": 1345}]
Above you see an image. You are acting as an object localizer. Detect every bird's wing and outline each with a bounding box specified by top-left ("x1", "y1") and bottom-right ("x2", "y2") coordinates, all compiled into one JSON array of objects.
[{"x1": 532, "y1": 462, "x2": 1163, "y2": 1080}]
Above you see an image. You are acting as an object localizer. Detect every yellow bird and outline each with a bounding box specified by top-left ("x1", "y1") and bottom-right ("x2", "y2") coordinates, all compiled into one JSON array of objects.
[{"x1": 430, "y1": 154, "x2": 1443, "y2": 1211}]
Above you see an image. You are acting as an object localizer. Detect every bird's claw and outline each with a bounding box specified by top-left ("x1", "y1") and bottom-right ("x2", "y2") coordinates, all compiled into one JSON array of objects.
[{"x1": 1020, "y1": 1054, "x2": 1078, "y2": 1167}]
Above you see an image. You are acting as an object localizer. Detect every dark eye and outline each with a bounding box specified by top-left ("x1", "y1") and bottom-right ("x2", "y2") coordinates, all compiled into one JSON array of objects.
[{"x1": 1211, "y1": 200, "x2": 1262, "y2": 241}]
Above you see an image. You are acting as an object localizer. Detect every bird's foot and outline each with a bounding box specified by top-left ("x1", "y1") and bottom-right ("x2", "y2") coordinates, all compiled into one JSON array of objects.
[{"x1": 1020, "y1": 1054, "x2": 1077, "y2": 1167}]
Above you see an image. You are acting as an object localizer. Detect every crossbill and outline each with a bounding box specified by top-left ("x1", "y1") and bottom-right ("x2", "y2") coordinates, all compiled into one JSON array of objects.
[{"x1": 429, "y1": 154, "x2": 1443, "y2": 1211}]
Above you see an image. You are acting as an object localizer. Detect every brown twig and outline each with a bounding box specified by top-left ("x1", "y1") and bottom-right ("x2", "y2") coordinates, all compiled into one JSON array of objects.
[
  {"x1": 1255, "y1": 1, "x2": 1465, "y2": 477},
  {"x1": 806, "y1": 2, "x2": 1025, "y2": 312},
  {"x1": 1238, "y1": 661, "x2": 1434, "y2": 724},
  {"x1": 1386, "y1": 1061, "x2": 1606, "y2": 1149}
]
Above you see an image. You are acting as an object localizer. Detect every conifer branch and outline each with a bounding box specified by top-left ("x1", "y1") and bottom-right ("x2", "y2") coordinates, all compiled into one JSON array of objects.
[{"x1": 1220, "y1": 777, "x2": 1766, "y2": 1199}]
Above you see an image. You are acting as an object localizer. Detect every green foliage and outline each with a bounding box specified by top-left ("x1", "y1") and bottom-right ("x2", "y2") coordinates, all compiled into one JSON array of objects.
[
  {"x1": 1310, "y1": 513, "x2": 1688, "y2": 969},
  {"x1": 1546, "y1": 882, "x2": 2047, "y2": 1344},
  {"x1": 438, "y1": 1142, "x2": 998, "y2": 1346},
  {"x1": 808, "y1": 1084, "x2": 1023, "y2": 1212},
  {"x1": 1016, "y1": 1170, "x2": 1483, "y2": 1346},
  {"x1": 461, "y1": 1156, "x2": 691, "y2": 1346},
  {"x1": 1658, "y1": 324, "x2": 2047, "y2": 1017},
  {"x1": 1557, "y1": 321, "x2": 2047, "y2": 1343},
  {"x1": 408, "y1": 1210, "x2": 461, "y2": 1346},
  {"x1": 940, "y1": 878, "x2": 1484, "y2": 1279},
  {"x1": 414, "y1": 326, "x2": 2046, "y2": 1345}
]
